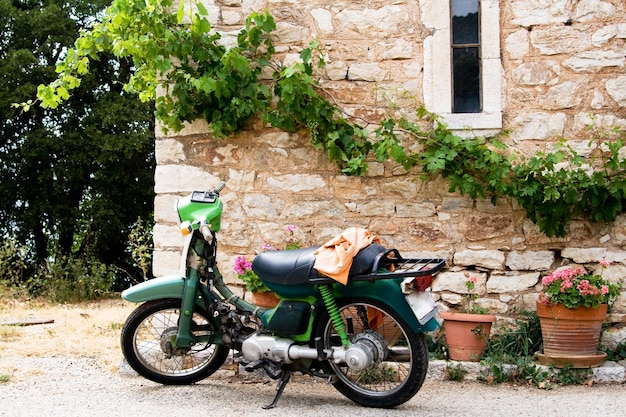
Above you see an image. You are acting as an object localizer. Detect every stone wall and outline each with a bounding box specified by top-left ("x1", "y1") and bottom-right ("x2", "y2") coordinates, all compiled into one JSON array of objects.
[{"x1": 153, "y1": 0, "x2": 626, "y2": 344}]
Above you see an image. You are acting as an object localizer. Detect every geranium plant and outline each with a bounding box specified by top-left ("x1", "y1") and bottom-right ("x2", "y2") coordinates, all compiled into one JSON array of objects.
[
  {"x1": 233, "y1": 255, "x2": 269, "y2": 293},
  {"x1": 261, "y1": 224, "x2": 303, "y2": 251},
  {"x1": 463, "y1": 274, "x2": 489, "y2": 315},
  {"x1": 234, "y1": 225, "x2": 304, "y2": 293},
  {"x1": 538, "y1": 260, "x2": 620, "y2": 309}
]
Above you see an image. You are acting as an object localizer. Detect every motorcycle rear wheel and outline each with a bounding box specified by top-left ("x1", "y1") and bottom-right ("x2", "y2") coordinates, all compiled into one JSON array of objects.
[
  {"x1": 314, "y1": 298, "x2": 429, "y2": 408},
  {"x1": 121, "y1": 298, "x2": 229, "y2": 385}
]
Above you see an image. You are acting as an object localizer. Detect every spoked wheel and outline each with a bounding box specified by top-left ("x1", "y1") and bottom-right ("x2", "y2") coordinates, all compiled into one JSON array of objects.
[
  {"x1": 314, "y1": 298, "x2": 429, "y2": 408},
  {"x1": 121, "y1": 298, "x2": 229, "y2": 385}
]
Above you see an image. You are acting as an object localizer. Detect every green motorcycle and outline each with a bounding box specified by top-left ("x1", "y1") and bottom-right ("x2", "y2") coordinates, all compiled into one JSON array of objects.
[{"x1": 120, "y1": 181, "x2": 445, "y2": 409}]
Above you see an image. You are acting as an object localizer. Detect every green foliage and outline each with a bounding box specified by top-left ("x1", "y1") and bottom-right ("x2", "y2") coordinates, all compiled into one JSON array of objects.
[
  {"x1": 27, "y1": 256, "x2": 116, "y2": 303},
  {"x1": 552, "y1": 365, "x2": 592, "y2": 385},
  {"x1": 127, "y1": 216, "x2": 154, "y2": 282},
  {"x1": 0, "y1": 238, "x2": 31, "y2": 289},
  {"x1": 447, "y1": 363, "x2": 468, "y2": 381},
  {"x1": 601, "y1": 341, "x2": 626, "y2": 362},
  {"x1": 425, "y1": 332, "x2": 448, "y2": 360},
  {"x1": 31, "y1": 3, "x2": 626, "y2": 237},
  {"x1": 480, "y1": 311, "x2": 547, "y2": 386},
  {"x1": 484, "y1": 311, "x2": 543, "y2": 361}
]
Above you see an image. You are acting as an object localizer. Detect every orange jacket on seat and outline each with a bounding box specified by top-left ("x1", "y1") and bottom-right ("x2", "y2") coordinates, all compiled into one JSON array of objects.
[{"x1": 313, "y1": 227, "x2": 381, "y2": 284}]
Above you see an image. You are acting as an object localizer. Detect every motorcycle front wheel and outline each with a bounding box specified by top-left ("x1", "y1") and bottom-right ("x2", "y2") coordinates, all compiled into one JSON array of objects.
[
  {"x1": 314, "y1": 298, "x2": 429, "y2": 408},
  {"x1": 120, "y1": 298, "x2": 230, "y2": 385}
]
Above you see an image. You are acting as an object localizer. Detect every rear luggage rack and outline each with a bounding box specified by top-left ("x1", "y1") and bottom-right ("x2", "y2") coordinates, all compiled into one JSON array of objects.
[{"x1": 310, "y1": 249, "x2": 446, "y2": 284}]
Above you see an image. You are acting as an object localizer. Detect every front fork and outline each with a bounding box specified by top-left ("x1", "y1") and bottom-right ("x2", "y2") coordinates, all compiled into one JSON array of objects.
[
  {"x1": 174, "y1": 268, "x2": 203, "y2": 349},
  {"x1": 173, "y1": 233, "x2": 265, "y2": 349}
]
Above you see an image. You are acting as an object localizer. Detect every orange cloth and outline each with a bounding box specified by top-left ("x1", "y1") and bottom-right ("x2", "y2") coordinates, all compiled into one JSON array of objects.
[{"x1": 313, "y1": 227, "x2": 381, "y2": 285}]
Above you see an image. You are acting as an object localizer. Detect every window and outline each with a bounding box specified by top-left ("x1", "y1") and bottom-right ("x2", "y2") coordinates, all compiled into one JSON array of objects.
[
  {"x1": 451, "y1": 0, "x2": 480, "y2": 113},
  {"x1": 422, "y1": 0, "x2": 502, "y2": 131}
]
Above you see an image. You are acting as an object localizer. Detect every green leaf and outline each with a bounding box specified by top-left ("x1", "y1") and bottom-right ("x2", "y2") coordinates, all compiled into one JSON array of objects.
[
  {"x1": 196, "y1": 2, "x2": 208, "y2": 16},
  {"x1": 177, "y1": 0, "x2": 185, "y2": 24}
]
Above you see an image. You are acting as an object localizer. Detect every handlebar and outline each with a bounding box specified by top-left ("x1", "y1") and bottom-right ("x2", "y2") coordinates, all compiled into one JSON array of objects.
[{"x1": 214, "y1": 181, "x2": 226, "y2": 194}]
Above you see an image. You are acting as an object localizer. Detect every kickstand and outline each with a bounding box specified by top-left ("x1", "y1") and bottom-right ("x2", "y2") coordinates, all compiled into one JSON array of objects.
[{"x1": 262, "y1": 370, "x2": 291, "y2": 409}]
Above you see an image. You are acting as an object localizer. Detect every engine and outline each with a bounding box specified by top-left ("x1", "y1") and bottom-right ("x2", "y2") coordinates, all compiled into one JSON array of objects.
[{"x1": 240, "y1": 331, "x2": 386, "y2": 371}]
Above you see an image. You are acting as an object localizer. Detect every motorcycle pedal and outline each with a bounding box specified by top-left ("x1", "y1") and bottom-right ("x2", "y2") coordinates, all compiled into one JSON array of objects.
[{"x1": 243, "y1": 359, "x2": 265, "y2": 372}]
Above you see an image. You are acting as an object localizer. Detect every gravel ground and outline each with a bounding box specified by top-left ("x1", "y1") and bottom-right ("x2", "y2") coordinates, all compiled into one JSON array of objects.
[{"x1": 0, "y1": 356, "x2": 625, "y2": 417}]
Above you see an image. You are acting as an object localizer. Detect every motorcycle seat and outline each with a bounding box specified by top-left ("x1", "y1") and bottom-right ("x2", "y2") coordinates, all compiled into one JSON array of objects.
[{"x1": 251, "y1": 244, "x2": 388, "y2": 286}]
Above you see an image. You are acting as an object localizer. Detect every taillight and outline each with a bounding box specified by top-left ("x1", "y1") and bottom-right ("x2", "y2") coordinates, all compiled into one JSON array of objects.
[{"x1": 414, "y1": 274, "x2": 433, "y2": 291}]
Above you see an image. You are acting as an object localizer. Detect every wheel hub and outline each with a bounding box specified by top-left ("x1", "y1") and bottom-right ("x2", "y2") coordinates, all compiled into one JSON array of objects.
[
  {"x1": 160, "y1": 327, "x2": 189, "y2": 357},
  {"x1": 344, "y1": 330, "x2": 387, "y2": 371}
]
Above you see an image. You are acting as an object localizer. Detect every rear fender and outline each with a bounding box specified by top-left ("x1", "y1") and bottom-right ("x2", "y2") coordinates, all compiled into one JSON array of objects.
[
  {"x1": 121, "y1": 275, "x2": 186, "y2": 303},
  {"x1": 336, "y1": 279, "x2": 440, "y2": 333}
]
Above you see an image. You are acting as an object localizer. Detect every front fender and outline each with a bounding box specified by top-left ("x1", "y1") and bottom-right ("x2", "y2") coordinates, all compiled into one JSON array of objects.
[{"x1": 121, "y1": 275, "x2": 186, "y2": 303}]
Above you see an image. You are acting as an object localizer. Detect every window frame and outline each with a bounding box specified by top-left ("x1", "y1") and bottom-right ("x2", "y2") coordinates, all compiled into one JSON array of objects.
[{"x1": 422, "y1": 0, "x2": 502, "y2": 131}]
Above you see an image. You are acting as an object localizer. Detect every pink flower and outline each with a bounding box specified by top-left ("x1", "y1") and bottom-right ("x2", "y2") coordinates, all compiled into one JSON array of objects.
[
  {"x1": 601, "y1": 285, "x2": 609, "y2": 295},
  {"x1": 233, "y1": 256, "x2": 252, "y2": 275},
  {"x1": 285, "y1": 225, "x2": 297, "y2": 233},
  {"x1": 600, "y1": 259, "x2": 611, "y2": 267},
  {"x1": 469, "y1": 276, "x2": 478, "y2": 284},
  {"x1": 261, "y1": 243, "x2": 275, "y2": 251}
]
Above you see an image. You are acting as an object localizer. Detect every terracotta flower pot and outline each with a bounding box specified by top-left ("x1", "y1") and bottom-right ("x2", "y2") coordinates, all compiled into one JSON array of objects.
[
  {"x1": 440, "y1": 312, "x2": 497, "y2": 361},
  {"x1": 251, "y1": 291, "x2": 280, "y2": 308},
  {"x1": 535, "y1": 301, "x2": 608, "y2": 368}
]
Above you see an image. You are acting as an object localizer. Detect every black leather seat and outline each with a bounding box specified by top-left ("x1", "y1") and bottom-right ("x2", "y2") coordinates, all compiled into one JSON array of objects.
[{"x1": 251, "y1": 244, "x2": 387, "y2": 286}]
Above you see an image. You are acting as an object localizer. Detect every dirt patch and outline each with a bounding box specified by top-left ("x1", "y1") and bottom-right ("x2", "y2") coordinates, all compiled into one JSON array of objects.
[{"x1": 0, "y1": 297, "x2": 135, "y2": 378}]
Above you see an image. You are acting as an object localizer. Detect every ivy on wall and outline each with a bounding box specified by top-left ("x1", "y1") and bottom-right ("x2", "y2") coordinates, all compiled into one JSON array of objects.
[{"x1": 27, "y1": 2, "x2": 626, "y2": 237}]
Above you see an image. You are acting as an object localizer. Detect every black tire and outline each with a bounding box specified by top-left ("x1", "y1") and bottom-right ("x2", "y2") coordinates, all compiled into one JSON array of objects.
[
  {"x1": 121, "y1": 298, "x2": 229, "y2": 385},
  {"x1": 313, "y1": 298, "x2": 429, "y2": 408}
]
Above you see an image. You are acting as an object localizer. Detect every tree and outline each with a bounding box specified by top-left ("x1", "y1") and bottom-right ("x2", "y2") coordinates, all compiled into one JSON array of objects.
[{"x1": 0, "y1": 0, "x2": 155, "y2": 279}]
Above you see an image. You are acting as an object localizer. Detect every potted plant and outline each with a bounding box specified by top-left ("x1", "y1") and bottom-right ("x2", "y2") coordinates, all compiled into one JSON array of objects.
[
  {"x1": 440, "y1": 274, "x2": 497, "y2": 361},
  {"x1": 535, "y1": 260, "x2": 620, "y2": 368},
  {"x1": 233, "y1": 255, "x2": 280, "y2": 307},
  {"x1": 233, "y1": 225, "x2": 304, "y2": 308}
]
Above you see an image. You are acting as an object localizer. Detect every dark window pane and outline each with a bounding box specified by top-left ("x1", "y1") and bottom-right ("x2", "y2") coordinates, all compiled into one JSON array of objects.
[
  {"x1": 452, "y1": 0, "x2": 479, "y2": 44},
  {"x1": 453, "y1": 47, "x2": 480, "y2": 113}
]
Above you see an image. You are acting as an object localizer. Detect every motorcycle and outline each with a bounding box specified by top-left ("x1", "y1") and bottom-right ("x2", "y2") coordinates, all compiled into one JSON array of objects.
[{"x1": 120, "y1": 181, "x2": 445, "y2": 409}]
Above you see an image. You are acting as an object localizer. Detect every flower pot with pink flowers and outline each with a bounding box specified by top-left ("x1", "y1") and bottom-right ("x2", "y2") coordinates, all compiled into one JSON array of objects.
[
  {"x1": 440, "y1": 274, "x2": 497, "y2": 362},
  {"x1": 536, "y1": 259, "x2": 621, "y2": 368}
]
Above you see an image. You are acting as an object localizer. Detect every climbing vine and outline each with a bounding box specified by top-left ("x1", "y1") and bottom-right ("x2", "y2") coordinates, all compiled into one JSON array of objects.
[{"x1": 28, "y1": 1, "x2": 626, "y2": 237}]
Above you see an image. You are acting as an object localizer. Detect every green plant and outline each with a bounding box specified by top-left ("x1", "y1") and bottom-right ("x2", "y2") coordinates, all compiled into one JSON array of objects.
[
  {"x1": 425, "y1": 332, "x2": 448, "y2": 360},
  {"x1": 261, "y1": 225, "x2": 304, "y2": 251},
  {"x1": 447, "y1": 363, "x2": 468, "y2": 381},
  {"x1": 127, "y1": 216, "x2": 154, "y2": 282},
  {"x1": 481, "y1": 311, "x2": 546, "y2": 386},
  {"x1": 0, "y1": 238, "x2": 31, "y2": 299},
  {"x1": 485, "y1": 311, "x2": 542, "y2": 361},
  {"x1": 0, "y1": 374, "x2": 11, "y2": 383},
  {"x1": 354, "y1": 365, "x2": 399, "y2": 384},
  {"x1": 600, "y1": 341, "x2": 626, "y2": 362},
  {"x1": 552, "y1": 364, "x2": 592, "y2": 385},
  {"x1": 539, "y1": 260, "x2": 620, "y2": 309},
  {"x1": 27, "y1": 256, "x2": 116, "y2": 303},
  {"x1": 462, "y1": 274, "x2": 489, "y2": 314}
]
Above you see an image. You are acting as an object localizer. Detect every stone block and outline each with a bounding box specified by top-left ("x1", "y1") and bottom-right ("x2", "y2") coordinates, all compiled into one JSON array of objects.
[
  {"x1": 561, "y1": 247, "x2": 607, "y2": 263},
  {"x1": 454, "y1": 250, "x2": 505, "y2": 270},
  {"x1": 591, "y1": 361, "x2": 625, "y2": 383},
  {"x1": 433, "y1": 271, "x2": 487, "y2": 294},
  {"x1": 506, "y1": 250, "x2": 555, "y2": 271},
  {"x1": 487, "y1": 272, "x2": 541, "y2": 293}
]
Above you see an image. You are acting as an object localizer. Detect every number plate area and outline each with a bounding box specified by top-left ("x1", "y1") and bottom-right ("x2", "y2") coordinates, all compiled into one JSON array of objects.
[{"x1": 405, "y1": 290, "x2": 438, "y2": 325}]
